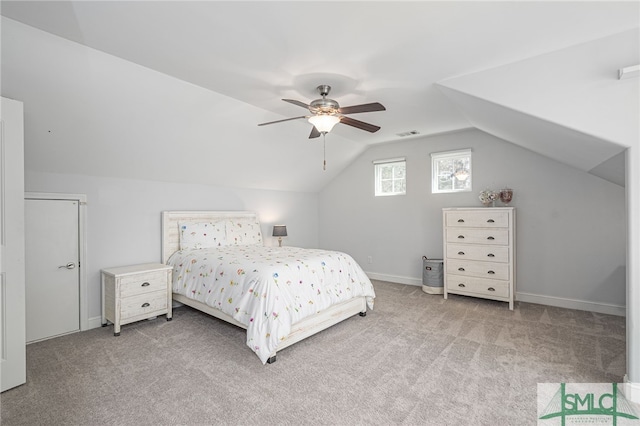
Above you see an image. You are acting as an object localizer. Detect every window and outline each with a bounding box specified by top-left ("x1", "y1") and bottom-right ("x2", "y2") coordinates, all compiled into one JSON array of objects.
[
  {"x1": 431, "y1": 149, "x2": 472, "y2": 193},
  {"x1": 374, "y1": 158, "x2": 406, "y2": 196}
]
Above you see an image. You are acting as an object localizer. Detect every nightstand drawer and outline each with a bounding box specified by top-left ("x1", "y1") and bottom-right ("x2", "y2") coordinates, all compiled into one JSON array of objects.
[
  {"x1": 446, "y1": 274, "x2": 509, "y2": 298},
  {"x1": 120, "y1": 291, "x2": 168, "y2": 321},
  {"x1": 120, "y1": 270, "x2": 168, "y2": 297}
]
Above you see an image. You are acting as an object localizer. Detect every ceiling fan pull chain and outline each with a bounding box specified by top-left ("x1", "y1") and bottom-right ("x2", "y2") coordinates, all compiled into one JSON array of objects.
[{"x1": 323, "y1": 133, "x2": 327, "y2": 171}]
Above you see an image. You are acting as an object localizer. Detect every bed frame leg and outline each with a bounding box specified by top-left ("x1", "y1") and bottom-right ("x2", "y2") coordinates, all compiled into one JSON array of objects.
[
  {"x1": 267, "y1": 355, "x2": 277, "y2": 364},
  {"x1": 359, "y1": 311, "x2": 367, "y2": 317}
]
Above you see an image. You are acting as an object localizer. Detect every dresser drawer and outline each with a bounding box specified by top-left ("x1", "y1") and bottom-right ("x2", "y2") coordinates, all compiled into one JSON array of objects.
[
  {"x1": 446, "y1": 259, "x2": 509, "y2": 280},
  {"x1": 446, "y1": 274, "x2": 509, "y2": 298},
  {"x1": 446, "y1": 227, "x2": 509, "y2": 245},
  {"x1": 445, "y1": 210, "x2": 509, "y2": 228},
  {"x1": 120, "y1": 291, "x2": 168, "y2": 321},
  {"x1": 120, "y1": 270, "x2": 168, "y2": 297},
  {"x1": 446, "y1": 244, "x2": 509, "y2": 263}
]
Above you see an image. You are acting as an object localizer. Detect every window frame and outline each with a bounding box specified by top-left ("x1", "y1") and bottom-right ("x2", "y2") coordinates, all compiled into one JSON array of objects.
[
  {"x1": 431, "y1": 149, "x2": 472, "y2": 194},
  {"x1": 374, "y1": 158, "x2": 406, "y2": 197}
]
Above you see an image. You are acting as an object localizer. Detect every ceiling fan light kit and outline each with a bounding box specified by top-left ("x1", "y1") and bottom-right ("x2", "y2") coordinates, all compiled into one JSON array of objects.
[{"x1": 308, "y1": 114, "x2": 340, "y2": 133}]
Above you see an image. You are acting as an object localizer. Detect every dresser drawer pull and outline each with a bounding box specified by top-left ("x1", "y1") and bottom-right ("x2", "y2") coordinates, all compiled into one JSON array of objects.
[
  {"x1": 488, "y1": 287, "x2": 496, "y2": 292},
  {"x1": 457, "y1": 219, "x2": 465, "y2": 223},
  {"x1": 458, "y1": 235, "x2": 465, "y2": 239},
  {"x1": 457, "y1": 251, "x2": 465, "y2": 255},
  {"x1": 141, "y1": 282, "x2": 150, "y2": 287},
  {"x1": 487, "y1": 270, "x2": 495, "y2": 275},
  {"x1": 487, "y1": 236, "x2": 495, "y2": 240},
  {"x1": 487, "y1": 219, "x2": 495, "y2": 223},
  {"x1": 458, "y1": 267, "x2": 465, "y2": 272},
  {"x1": 141, "y1": 302, "x2": 150, "y2": 308},
  {"x1": 458, "y1": 283, "x2": 466, "y2": 288},
  {"x1": 487, "y1": 253, "x2": 495, "y2": 257}
]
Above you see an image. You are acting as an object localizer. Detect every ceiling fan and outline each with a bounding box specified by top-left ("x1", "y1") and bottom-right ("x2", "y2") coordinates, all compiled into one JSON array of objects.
[{"x1": 258, "y1": 85, "x2": 386, "y2": 138}]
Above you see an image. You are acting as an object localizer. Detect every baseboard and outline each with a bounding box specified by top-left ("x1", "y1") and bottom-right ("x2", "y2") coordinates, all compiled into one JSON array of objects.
[
  {"x1": 623, "y1": 375, "x2": 640, "y2": 404},
  {"x1": 516, "y1": 292, "x2": 625, "y2": 317},
  {"x1": 365, "y1": 272, "x2": 422, "y2": 287},
  {"x1": 364, "y1": 273, "x2": 626, "y2": 316},
  {"x1": 85, "y1": 316, "x2": 104, "y2": 330}
]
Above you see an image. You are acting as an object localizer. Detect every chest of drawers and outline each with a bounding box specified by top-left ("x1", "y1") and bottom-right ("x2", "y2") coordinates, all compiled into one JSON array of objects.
[
  {"x1": 442, "y1": 207, "x2": 515, "y2": 310},
  {"x1": 101, "y1": 263, "x2": 173, "y2": 336}
]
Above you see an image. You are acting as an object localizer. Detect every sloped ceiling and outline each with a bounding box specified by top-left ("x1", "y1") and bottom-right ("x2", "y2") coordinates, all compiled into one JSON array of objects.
[
  {"x1": 437, "y1": 29, "x2": 639, "y2": 187},
  {"x1": 1, "y1": 1, "x2": 638, "y2": 191}
]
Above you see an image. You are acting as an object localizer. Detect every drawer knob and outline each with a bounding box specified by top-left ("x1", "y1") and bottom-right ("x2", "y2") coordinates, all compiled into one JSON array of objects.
[
  {"x1": 457, "y1": 235, "x2": 465, "y2": 239},
  {"x1": 487, "y1": 270, "x2": 495, "y2": 275},
  {"x1": 141, "y1": 302, "x2": 150, "y2": 308},
  {"x1": 458, "y1": 283, "x2": 466, "y2": 288},
  {"x1": 487, "y1": 219, "x2": 495, "y2": 223},
  {"x1": 457, "y1": 219, "x2": 465, "y2": 223},
  {"x1": 458, "y1": 267, "x2": 465, "y2": 272},
  {"x1": 458, "y1": 251, "x2": 465, "y2": 255},
  {"x1": 141, "y1": 282, "x2": 150, "y2": 287},
  {"x1": 487, "y1": 253, "x2": 495, "y2": 257},
  {"x1": 487, "y1": 236, "x2": 495, "y2": 240},
  {"x1": 488, "y1": 287, "x2": 496, "y2": 292}
]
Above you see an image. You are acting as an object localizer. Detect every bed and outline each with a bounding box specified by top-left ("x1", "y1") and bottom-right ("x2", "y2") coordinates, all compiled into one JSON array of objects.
[{"x1": 161, "y1": 211, "x2": 375, "y2": 364}]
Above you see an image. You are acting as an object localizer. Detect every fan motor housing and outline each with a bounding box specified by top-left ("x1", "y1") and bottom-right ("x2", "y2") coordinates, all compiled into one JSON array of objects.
[{"x1": 309, "y1": 98, "x2": 340, "y2": 114}]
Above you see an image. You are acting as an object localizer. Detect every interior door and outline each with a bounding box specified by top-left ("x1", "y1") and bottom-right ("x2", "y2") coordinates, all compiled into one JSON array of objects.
[
  {"x1": 1, "y1": 97, "x2": 26, "y2": 392},
  {"x1": 25, "y1": 199, "x2": 80, "y2": 342}
]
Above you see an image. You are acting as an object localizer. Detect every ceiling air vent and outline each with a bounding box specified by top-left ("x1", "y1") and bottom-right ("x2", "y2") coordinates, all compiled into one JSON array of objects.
[{"x1": 397, "y1": 130, "x2": 420, "y2": 137}]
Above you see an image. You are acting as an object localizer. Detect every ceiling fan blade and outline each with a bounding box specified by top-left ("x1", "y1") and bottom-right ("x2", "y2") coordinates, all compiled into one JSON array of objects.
[
  {"x1": 339, "y1": 116, "x2": 381, "y2": 133},
  {"x1": 338, "y1": 102, "x2": 386, "y2": 115},
  {"x1": 282, "y1": 99, "x2": 310, "y2": 109},
  {"x1": 258, "y1": 116, "x2": 307, "y2": 126},
  {"x1": 309, "y1": 126, "x2": 321, "y2": 139}
]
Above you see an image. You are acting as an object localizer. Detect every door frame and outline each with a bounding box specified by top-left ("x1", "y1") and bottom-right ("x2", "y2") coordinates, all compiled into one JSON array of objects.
[{"x1": 24, "y1": 192, "x2": 88, "y2": 331}]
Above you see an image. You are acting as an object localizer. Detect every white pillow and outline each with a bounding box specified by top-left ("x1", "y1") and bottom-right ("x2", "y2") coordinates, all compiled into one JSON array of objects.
[
  {"x1": 225, "y1": 219, "x2": 263, "y2": 245},
  {"x1": 179, "y1": 221, "x2": 227, "y2": 250}
]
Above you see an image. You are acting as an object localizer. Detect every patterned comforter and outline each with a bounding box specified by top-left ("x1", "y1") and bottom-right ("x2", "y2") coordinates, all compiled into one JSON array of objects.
[{"x1": 167, "y1": 245, "x2": 375, "y2": 363}]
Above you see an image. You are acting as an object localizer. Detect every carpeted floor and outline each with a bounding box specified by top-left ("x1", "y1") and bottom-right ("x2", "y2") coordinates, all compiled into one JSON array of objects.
[{"x1": 0, "y1": 280, "x2": 631, "y2": 425}]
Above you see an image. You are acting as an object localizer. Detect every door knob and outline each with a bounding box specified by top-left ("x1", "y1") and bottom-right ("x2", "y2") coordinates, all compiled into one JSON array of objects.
[{"x1": 58, "y1": 262, "x2": 76, "y2": 270}]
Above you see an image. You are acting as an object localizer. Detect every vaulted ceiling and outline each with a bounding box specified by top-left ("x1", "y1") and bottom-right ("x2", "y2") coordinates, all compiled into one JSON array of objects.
[{"x1": 1, "y1": 1, "x2": 638, "y2": 191}]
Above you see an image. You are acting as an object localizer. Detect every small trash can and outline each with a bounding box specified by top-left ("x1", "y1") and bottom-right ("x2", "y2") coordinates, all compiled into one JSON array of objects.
[{"x1": 422, "y1": 256, "x2": 444, "y2": 295}]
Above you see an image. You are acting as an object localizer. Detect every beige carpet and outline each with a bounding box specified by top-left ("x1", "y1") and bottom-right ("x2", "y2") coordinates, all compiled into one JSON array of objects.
[{"x1": 0, "y1": 281, "x2": 629, "y2": 425}]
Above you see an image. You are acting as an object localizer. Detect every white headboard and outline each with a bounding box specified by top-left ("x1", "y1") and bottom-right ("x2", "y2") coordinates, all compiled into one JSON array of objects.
[{"x1": 161, "y1": 211, "x2": 259, "y2": 264}]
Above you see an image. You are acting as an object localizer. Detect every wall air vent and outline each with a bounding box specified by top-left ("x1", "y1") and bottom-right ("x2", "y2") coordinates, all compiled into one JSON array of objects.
[{"x1": 397, "y1": 130, "x2": 420, "y2": 137}]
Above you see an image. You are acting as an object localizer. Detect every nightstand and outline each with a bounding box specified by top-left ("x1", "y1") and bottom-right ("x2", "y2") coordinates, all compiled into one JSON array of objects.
[{"x1": 101, "y1": 263, "x2": 173, "y2": 336}]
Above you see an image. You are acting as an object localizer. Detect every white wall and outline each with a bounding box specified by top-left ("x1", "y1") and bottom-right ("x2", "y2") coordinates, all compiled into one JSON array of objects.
[
  {"x1": 26, "y1": 171, "x2": 319, "y2": 323},
  {"x1": 319, "y1": 129, "x2": 626, "y2": 313}
]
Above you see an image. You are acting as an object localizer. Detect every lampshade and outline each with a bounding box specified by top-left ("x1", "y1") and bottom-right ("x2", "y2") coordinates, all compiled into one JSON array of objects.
[
  {"x1": 308, "y1": 115, "x2": 340, "y2": 133},
  {"x1": 272, "y1": 225, "x2": 287, "y2": 237}
]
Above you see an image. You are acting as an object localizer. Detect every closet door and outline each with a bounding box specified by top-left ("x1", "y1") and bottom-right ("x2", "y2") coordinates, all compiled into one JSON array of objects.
[
  {"x1": 25, "y1": 199, "x2": 80, "y2": 342},
  {"x1": 0, "y1": 97, "x2": 26, "y2": 392}
]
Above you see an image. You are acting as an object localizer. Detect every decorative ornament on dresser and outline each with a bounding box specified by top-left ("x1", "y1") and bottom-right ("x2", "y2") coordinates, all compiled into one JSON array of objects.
[
  {"x1": 499, "y1": 188, "x2": 513, "y2": 205},
  {"x1": 479, "y1": 189, "x2": 499, "y2": 207}
]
